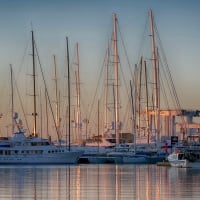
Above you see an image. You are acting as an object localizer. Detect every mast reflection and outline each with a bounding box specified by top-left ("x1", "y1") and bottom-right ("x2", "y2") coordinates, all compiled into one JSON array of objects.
[{"x1": 0, "y1": 165, "x2": 199, "y2": 199}]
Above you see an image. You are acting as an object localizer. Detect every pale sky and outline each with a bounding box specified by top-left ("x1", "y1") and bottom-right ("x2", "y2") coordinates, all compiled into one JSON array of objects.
[{"x1": 0, "y1": 0, "x2": 200, "y2": 137}]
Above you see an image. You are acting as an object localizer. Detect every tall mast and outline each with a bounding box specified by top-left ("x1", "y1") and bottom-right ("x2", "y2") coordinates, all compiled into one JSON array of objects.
[
  {"x1": 104, "y1": 45, "x2": 109, "y2": 133},
  {"x1": 66, "y1": 37, "x2": 71, "y2": 150},
  {"x1": 31, "y1": 31, "x2": 37, "y2": 137},
  {"x1": 149, "y1": 9, "x2": 160, "y2": 144},
  {"x1": 75, "y1": 43, "x2": 81, "y2": 142},
  {"x1": 130, "y1": 81, "x2": 135, "y2": 151},
  {"x1": 138, "y1": 57, "x2": 143, "y2": 137},
  {"x1": 133, "y1": 64, "x2": 138, "y2": 148},
  {"x1": 156, "y1": 47, "x2": 160, "y2": 141},
  {"x1": 98, "y1": 99, "x2": 100, "y2": 152},
  {"x1": 10, "y1": 64, "x2": 14, "y2": 134},
  {"x1": 113, "y1": 13, "x2": 119, "y2": 144},
  {"x1": 144, "y1": 60, "x2": 150, "y2": 144},
  {"x1": 45, "y1": 89, "x2": 49, "y2": 139},
  {"x1": 40, "y1": 88, "x2": 43, "y2": 138},
  {"x1": 53, "y1": 55, "x2": 60, "y2": 137}
]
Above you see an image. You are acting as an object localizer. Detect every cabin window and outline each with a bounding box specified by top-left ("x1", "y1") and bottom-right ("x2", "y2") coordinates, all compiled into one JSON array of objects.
[{"x1": 5, "y1": 151, "x2": 10, "y2": 155}]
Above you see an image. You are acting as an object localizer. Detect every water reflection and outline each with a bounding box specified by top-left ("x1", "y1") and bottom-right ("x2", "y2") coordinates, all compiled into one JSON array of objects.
[{"x1": 0, "y1": 164, "x2": 200, "y2": 199}]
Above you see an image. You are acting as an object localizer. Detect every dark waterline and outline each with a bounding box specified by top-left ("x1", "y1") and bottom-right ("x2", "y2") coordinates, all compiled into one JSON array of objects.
[{"x1": 0, "y1": 164, "x2": 199, "y2": 200}]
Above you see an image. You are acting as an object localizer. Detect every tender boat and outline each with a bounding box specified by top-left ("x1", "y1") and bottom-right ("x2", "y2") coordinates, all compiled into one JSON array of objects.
[
  {"x1": 167, "y1": 147, "x2": 200, "y2": 168},
  {"x1": 167, "y1": 151, "x2": 189, "y2": 168}
]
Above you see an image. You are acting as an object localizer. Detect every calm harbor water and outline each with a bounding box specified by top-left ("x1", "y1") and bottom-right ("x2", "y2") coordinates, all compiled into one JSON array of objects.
[{"x1": 0, "y1": 164, "x2": 199, "y2": 200}]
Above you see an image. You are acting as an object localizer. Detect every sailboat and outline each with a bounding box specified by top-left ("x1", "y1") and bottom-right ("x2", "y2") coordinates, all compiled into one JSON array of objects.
[
  {"x1": 65, "y1": 41, "x2": 115, "y2": 163},
  {"x1": 126, "y1": 9, "x2": 168, "y2": 164},
  {"x1": 0, "y1": 31, "x2": 83, "y2": 164},
  {"x1": 107, "y1": 9, "x2": 171, "y2": 164},
  {"x1": 143, "y1": 9, "x2": 170, "y2": 163}
]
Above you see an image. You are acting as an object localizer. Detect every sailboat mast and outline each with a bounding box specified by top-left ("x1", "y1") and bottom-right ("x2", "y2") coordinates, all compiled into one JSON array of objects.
[
  {"x1": 149, "y1": 9, "x2": 160, "y2": 144},
  {"x1": 31, "y1": 31, "x2": 37, "y2": 137},
  {"x1": 156, "y1": 47, "x2": 160, "y2": 139},
  {"x1": 10, "y1": 64, "x2": 14, "y2": 134},
  {"x1": 133, "y1": 64, "x2": 138, "y2": 148},
  {"x1": 104, "y1": 46, "x2": 109, "y2": 133},
  {"x1": 144, "y1": 60, "x2": 150, "y2": 144},
  {"x1": 53, "y1": 55, "x2": 60, "y2": 134},
  {"x1": 66, "y1": 37, "x2": 71, "y2": 150},
  {"x1": 138, "y1": 57, "x2": 143, "y2": 137},
  {"x1": 130, "y1": 80, "x2": 135, "y2": 150},
  {"x1": 113, "y1": 13, "x2": 119, "y2": 144},
  {"x1": 45, "y1": 89, "x2": 49, "y2": 139},
  {"x1": 98, "y1": 99, "x2": 100, "y2": 152},
  {"x1": 75, "y1": 43, "x2": 81, "y2": 142},
  {"x1": 40, "y1": 89, "x2": 43, "y2": 138}
]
